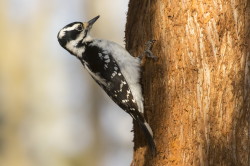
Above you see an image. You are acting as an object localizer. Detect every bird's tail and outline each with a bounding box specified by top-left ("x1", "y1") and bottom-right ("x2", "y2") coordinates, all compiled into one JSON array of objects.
[
  {"x1": 130, "y1": 112, "x2": 156, "y2": 156},
  {"x1": 138, "y1": 121, "x2": 156, "y2": 156}
]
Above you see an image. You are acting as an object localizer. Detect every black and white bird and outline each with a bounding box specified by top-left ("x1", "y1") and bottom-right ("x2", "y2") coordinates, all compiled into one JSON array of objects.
[{"x1": 57, "y1": 15, "x2": 156, "y2": 155}]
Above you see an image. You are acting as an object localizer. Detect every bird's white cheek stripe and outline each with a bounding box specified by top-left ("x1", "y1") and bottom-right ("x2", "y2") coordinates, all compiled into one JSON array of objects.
[
  {"x1": 65, "y1": 32, "x2": 89, "y2": 57},
  {"x1": 66, "y1": 41, "x2": 85, "y2": 57}
]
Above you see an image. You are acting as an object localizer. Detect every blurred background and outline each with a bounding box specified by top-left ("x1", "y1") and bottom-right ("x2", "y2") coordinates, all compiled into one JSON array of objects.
[{"x1": 0, "y1": 0, "x2": 133, "y2": 166}]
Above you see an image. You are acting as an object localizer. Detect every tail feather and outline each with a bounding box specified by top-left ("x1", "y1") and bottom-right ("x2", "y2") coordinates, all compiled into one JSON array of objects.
[
  {"x1": 138, "y1": 121, "x2": 156, "y2": 156},
  {"x1": 130, "y1": 112, "x2": 156, "y2": 156}
]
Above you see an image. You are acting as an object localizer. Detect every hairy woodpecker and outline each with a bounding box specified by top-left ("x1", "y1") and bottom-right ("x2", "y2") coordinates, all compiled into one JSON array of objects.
[{"x1": 57, "y1": 15, "x2": 156, "y2": 155}]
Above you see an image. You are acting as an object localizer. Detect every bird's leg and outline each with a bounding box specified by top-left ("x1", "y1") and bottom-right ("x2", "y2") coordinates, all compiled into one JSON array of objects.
[{"x1": 139, "y1": 40, "x2": 158, "y2": 60}]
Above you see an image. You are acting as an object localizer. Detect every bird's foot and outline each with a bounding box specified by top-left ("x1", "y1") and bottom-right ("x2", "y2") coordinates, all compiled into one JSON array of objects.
[{"x1": 139, "y1": 40, "x2": 158, "y2": 60}]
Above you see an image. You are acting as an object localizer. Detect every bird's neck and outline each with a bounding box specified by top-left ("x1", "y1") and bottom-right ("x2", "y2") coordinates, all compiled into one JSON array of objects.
[{"x1": 66, "y1": 35, "x2": 93, "y2": 57}]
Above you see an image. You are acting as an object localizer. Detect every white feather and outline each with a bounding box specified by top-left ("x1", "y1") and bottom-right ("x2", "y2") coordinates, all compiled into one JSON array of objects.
[
  {"x1": 65, "y1": 34, "x2": 93, "y2": 58},
  {"x1": 58, "y1": 24, "x2": 81, "y2": 39},
  {"x1": 144, "y1": 122, "x2": 153, "y2": 137},
  {"x1": 90, "y1": 39, "x2": 144, "y2": 113}
]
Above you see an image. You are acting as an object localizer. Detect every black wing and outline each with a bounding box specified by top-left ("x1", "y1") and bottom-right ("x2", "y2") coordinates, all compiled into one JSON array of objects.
[
  {"x1": 79, "y1": 43, "x2": 156, "y2": 155},
  {"x1": 79, "y1": 43, "x2": 139, "y2": 115}
]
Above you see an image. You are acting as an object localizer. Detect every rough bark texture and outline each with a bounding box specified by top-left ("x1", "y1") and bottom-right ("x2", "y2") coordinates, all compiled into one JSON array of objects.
[{"x1": 125, "y1": 0, "x2": 250, "y2": 165}]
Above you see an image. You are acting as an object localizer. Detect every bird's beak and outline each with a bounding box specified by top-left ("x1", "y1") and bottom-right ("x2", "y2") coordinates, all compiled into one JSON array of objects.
[
  {"x1": 88, "y1": 15, "x2": 100, "y2": 26},
  {"x1": 85, "y1": 15, "x2": 100, "y2": 30}
]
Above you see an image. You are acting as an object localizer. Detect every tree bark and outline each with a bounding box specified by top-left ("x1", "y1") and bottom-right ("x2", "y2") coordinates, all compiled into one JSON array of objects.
[{"x1": 125, "y1": 0, "x2": 250, "y2": 165}]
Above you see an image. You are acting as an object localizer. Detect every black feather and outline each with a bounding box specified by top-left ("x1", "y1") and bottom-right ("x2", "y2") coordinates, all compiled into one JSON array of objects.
[{"x1": 79, "y1": 42, "x2": 156, "y2": 155}]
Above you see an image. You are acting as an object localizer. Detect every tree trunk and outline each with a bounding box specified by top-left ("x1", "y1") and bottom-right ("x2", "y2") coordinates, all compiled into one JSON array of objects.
[{"x1": 125, "y1": 0, "x2": 250, "y2": 165}]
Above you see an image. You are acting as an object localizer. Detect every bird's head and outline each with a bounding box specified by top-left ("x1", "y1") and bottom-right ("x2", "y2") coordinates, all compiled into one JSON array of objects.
[{"x1": 57, "y1": 15, "x2": 100, "y2": 52}]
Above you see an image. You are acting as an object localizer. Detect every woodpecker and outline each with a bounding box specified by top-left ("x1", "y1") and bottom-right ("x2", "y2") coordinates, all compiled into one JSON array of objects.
[{"x1": 57, "y1": 15, "x2": 157, "y2": 155}]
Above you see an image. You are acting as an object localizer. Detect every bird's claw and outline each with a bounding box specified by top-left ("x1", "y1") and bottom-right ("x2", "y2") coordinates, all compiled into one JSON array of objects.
[{"x1": 139, "y1": 40, "x2": 158, "y2": 60}]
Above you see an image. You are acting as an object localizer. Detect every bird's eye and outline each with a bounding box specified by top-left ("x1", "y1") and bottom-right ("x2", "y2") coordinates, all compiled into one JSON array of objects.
[{"x1": 76, "y1": 25, "x2": 83, "y2": 31}]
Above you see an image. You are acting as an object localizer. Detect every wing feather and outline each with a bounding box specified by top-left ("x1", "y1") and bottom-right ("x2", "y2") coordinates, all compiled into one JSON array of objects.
[{"x1": 80, "y1": 43, "x2": 139, "y2": 113}]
